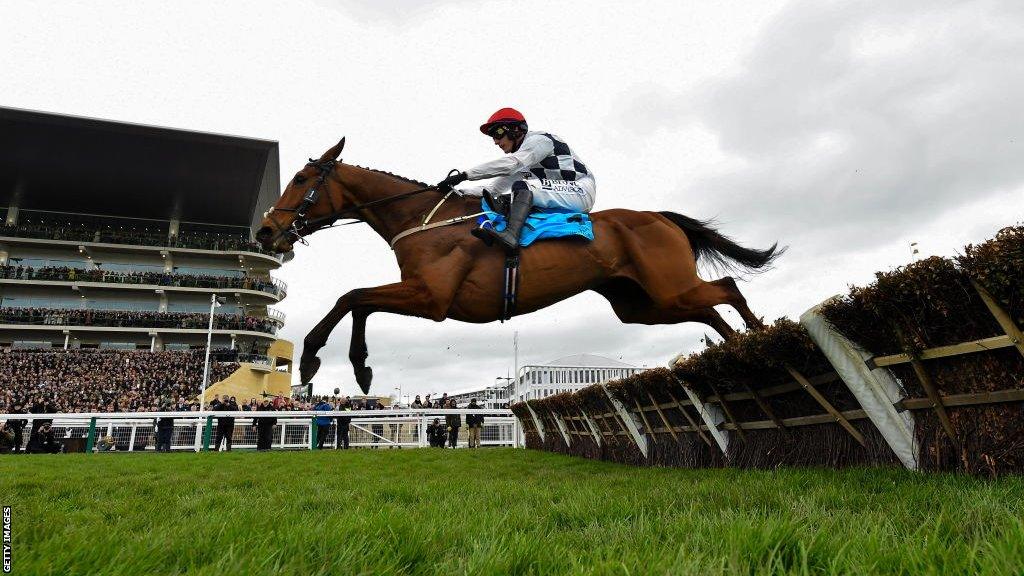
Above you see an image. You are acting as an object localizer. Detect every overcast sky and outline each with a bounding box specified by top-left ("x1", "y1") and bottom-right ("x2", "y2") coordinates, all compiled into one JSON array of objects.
[{"x1": 2, "y1": 0, "x2": 1021, "y2": 400}]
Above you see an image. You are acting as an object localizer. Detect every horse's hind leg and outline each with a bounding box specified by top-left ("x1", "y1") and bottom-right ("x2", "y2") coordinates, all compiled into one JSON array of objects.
[
  {"x1": 615, "y1": 302, "x2": 735, "y2": 340},
  {"x1": 599, "y1": 283, "x2": 737, "y2": 340},
  {"x1": 709, "y1": 277, "x2": 765, "y2": 329}
]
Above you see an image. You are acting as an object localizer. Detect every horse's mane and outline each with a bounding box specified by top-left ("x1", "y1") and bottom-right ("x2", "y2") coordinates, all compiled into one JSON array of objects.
[{"x1": 353, "y1": 165, "x2": 430, "y2": 188}]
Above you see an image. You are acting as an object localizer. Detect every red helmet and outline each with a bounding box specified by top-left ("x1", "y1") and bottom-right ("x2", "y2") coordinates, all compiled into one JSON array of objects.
[{"x1": 480, "y1": 107, "x2": 528, "y2": 135}]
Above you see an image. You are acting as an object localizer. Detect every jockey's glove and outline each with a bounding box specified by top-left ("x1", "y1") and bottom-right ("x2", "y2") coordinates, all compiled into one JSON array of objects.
[{"x1": 437, "y1": 171, "x2": 467, "y2": 192}]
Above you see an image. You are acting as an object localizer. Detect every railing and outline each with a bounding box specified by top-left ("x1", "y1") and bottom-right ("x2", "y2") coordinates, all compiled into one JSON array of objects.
[
  {"x1": 231, "y1": 353, "x2": 273, "y2": 366},
  {"x1": 0, "y1": 222, "x2": 280, "y2": 259},
  {"x1": 0, "y1": 308, "x2": 278, "y2": 335},
  {"x1": 0, "y1": 409, "x2": 520, "y2": 452},
  {"x1": 267, "y1": 308, "x2": 286, "y2": 324},
  {"x1": 272, "y1": 277, "x2": 288, "y2": 297},
  {"x1": 0, "y1": 265, "x2": 285, "y2": 298}
]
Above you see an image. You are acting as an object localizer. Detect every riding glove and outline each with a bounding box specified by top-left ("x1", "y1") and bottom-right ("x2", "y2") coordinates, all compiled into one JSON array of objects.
[{"x1": 437, "y1": 171, "x2": 467, "y2": 192}]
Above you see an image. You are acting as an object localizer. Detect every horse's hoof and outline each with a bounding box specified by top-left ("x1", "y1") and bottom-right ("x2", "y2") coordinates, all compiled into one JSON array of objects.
[
  {"x1": 300, "y1": 355, "x2": 321, "y2": 384},
  {"x1": 355, "y1": 366, "x2": 373, "y2": 394}
]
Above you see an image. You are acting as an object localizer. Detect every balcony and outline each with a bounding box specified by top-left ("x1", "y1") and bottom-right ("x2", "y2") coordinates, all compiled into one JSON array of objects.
[
  {"x1": 0, "y1": 265, "x2": 285, "y2": 300},
  {"x1": 267, "y1": 307, "x2": 286, "y2": 325},
  {"x1": 0, "y1": 220, "x2": 282, "y2": 263},
  {"x1": 0, "y1": 307, "x2": 278, "y2": 336}
]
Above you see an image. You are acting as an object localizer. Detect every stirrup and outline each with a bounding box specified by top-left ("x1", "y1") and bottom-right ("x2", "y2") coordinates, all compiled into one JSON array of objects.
[
  {"x1": 471, "y1": 221, "x2": 495, "y2": 246},
  {"x1": 478, "y1": 226, "x2": 519, "y2": 251}
]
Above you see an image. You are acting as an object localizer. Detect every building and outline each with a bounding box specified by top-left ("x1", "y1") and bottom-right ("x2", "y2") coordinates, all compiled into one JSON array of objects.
[
  {"x1": 0, "y1": 106, "x2": 293, "y2": 399},
  {"x1": 446, "y1": 382, "x2": 511, "y2": 409},
  {"x1": 510, "y1": 353, "x2": 646, "y2": 403}
]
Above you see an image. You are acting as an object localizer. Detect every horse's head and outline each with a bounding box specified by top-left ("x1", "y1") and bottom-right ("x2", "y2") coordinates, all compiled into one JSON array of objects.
[{"x1": 256, "y1": 138, "x2": 346, "y2": 253}]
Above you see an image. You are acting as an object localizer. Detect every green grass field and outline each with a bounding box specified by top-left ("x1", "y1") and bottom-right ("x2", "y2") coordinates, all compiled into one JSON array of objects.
[{"x1": 2, "y1": 448, "x2": 1022, "y2": 575}]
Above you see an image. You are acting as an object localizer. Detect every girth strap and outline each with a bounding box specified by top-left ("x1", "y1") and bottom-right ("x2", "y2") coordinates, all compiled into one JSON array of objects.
[{"x1": 502, "y1": 251, "x2": 521, "y2": 322}]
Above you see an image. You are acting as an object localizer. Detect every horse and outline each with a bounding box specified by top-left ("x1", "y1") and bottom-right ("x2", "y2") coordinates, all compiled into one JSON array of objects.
[{"x1": 256, "y1": 139, "x2": 782, "y2": 393}]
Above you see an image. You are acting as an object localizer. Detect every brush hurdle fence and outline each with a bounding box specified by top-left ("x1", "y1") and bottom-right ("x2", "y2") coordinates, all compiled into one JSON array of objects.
[
  {"x1": 512, "y1": 225, "x2": 1024, "y2": 476},
  {"x1": 0, "y1": 409, "x2": 519, "y2": 452}
]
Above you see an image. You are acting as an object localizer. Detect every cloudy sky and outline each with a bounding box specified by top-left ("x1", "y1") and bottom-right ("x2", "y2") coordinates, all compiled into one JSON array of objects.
[{"x1": 2, "y1": 0, "x2": 1021, "y2": 400}]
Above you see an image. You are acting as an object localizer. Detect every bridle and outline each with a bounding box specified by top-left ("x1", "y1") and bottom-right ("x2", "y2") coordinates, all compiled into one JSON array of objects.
[
  {"x1": 264, "y1": 158, "x2": 439, "y2": 246},
  {"x1": 264, "y1": 158, "x2": 340, "y2": 246}
]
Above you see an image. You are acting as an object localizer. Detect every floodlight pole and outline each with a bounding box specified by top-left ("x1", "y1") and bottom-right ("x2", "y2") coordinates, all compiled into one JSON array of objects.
[
  {"x1": 195, "y1": 294, "x2": 221, "y2": 451},
  {"x1": 513, "y1": 331, "x2": 519, "y2": 402},
  {"x1": 199, "y1": 293, "x2": 217, "y2": 408}
]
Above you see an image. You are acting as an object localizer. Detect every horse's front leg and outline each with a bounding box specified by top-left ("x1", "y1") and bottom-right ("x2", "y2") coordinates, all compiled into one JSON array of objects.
[
  {"x1": 303, "y1": 248, "x2": 476, "y2": 390},
  {"x1": 300, "y1": 293, "x2": 358, "y2": 385},
  {"x1": 300, "y1": 279, "x2": 451, "y2": 389},
  {"x1": 348, "y1": 307, "x2": 374, "y2": 394}
]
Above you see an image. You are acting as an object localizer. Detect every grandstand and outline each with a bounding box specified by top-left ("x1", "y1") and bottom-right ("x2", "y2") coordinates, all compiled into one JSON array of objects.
[
  {"x1": 446, "y1": 381, "x2": 511, "y2": 409},
  {"x1": 510, "y1": 354, "x2": 645, "y2": 403},
  {"x1": 0, "y1": 107, "x2": 293, "y2": 408}
]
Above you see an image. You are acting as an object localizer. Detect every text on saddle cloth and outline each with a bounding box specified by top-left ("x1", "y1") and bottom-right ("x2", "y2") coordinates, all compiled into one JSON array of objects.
[{"x1": 479, "y1": 197, "x2": 594, "y2": 247}]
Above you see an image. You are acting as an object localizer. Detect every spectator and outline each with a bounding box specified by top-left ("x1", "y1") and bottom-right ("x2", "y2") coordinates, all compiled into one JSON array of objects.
[
  {"x1": 314, "y1": 397, "x2": 333, "y2": 449},
  {"x1": 467, "y1": 398, "x2": 484, "y2": 449},
  {"x1": 427, "y1": 417, "x2": 446, "y2": 448},
  {"x1": 254, "y1": 399, "x2": 277, "y2": 451},
  {"x1": 26, "y1": 422, "x2": 61, "y2": 453},
  {"x1": 0, "y1": 349, "x2": 239, "y2": 414},
  {"x1": 0, "y1": 217, "x2": 271, "y2": 256},
  {"x1": 335, "y1": 398, "x2": 352, "y2": 450},
  {"x1": 445, "y1": 399, "x2": 461, "y2": 449},
  {"x1": 154, "y1": 409, "x2": 175, "y2": 453},
  {"x1": 0, "y1": 307, "x2": 276, "y2": 335},
  {"x1": 412, "y1": 395, "x2": 423, "y2": 408},
  {"x1": 6, "y1": 404, "x2": 27, "y2": 454},
  {"x1": 214, "y1": 396, "x2": 238, "y2": 451},
  {"x1": 0, "y1": 421, "x2": 14, "y2": 453},
  {"x1": 0, "y1": 264, "x2": 282, "y2": 298}
]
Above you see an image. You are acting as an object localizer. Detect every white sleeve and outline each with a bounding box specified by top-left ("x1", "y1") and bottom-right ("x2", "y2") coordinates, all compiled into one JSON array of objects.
[
  {"x1": 465, "y1": 135, "x2": 553, "y2": 180},
  {"x1": 458, "y1": 173, "x2": 516, "y2": 197}
]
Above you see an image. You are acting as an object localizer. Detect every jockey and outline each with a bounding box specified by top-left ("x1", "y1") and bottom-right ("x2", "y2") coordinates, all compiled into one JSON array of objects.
[{"x1": 437, "y1": 107, "x2": 596, "y2": 250}]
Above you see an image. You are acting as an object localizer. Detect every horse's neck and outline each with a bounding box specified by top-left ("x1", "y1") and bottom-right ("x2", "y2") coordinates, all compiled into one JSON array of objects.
[
  {"x1": 339, "y1": 165, "x2": 432, "y2": 238},
  {"x1": 342, "y1": 165, "x2": 458, "y2": 242}
]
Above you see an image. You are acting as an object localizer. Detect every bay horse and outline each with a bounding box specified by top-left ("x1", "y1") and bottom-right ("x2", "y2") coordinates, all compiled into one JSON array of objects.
[{"x1": 256, "y1": 139, "x2": 781, "y2": 393}]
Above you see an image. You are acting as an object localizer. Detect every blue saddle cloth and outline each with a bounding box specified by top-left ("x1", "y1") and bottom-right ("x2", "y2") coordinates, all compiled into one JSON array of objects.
[{"x1": 479, "y1": 199, "x2": 594, "y2": 247}]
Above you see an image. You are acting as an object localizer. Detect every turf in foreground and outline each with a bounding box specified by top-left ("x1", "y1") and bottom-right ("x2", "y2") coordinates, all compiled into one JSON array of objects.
[{"x1": 1, "y1": 448, "x2": 1022, "y2": 575}]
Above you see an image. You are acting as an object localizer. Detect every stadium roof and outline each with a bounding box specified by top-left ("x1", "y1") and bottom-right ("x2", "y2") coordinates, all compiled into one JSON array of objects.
[
  {"x1": 0, "y1": 106, "x2": 280, "y2": 230},
  {"x1": 543, "y1": 354, "x2": 636, "y2": 368}
]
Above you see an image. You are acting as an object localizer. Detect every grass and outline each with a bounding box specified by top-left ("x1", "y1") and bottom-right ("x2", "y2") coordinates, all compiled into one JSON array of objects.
[{"x1": 1, "y1": 449, "x2": 1022, "y2": 576}]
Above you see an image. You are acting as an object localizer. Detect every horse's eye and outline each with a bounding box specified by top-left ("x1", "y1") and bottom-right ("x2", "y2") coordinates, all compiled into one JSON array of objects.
[{"x1": 293, "y1": 175, "x2": 307, "y2": 185}]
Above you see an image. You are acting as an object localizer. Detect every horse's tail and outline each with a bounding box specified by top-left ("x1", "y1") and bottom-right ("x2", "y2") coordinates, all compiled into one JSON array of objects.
[{"x1": 658, "y1": 211, "x2": 785, "y2": 276}]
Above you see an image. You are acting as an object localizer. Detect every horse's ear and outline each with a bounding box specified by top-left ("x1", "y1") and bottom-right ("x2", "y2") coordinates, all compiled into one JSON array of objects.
[{"x1": 320, "y1": 137, "x2": 346, "y2": 161}]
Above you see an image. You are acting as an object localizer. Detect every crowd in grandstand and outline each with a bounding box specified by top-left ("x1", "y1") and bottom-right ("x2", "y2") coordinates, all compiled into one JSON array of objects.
[
  {"x1": 0, "y1": 308, "x2": 277, "y2": 333},
  {"x1": 0, "y1": 264, "x2": 282, "y2": 296},
  {"x1": 0, "y1": 348, "x2": 493, "y2": 454},
  {"x1": 0, "y1": 218, "x2": 271, "y2": 255},
  {"x1": 0, "y1": 349, "x2": 239, "y2": 416}
]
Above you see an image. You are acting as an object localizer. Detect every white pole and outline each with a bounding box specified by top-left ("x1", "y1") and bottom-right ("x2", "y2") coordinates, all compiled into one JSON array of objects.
[
  {"x1": 195, "y1": 293, "x2": 216, "y2": 451},
  {"x1": 200, "y1": 293, "x2": 216, "y2": 407},
  {"x1": 513, "y1": 331, "x2": 519, "y2": 405}
]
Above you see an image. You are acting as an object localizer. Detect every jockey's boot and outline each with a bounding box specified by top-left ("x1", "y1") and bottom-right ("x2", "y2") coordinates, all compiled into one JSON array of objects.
[{"x1": 473, "y1": 188, "x2": 532, "y2": 250}]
